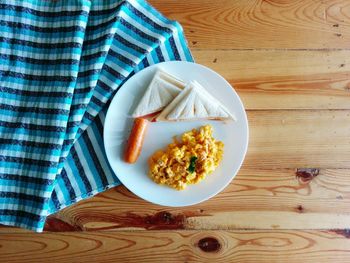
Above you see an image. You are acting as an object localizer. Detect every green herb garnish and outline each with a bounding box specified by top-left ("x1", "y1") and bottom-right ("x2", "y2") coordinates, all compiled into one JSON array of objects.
[{"x1": 188, "y1": 156, "x2": 198, "y2": 173}]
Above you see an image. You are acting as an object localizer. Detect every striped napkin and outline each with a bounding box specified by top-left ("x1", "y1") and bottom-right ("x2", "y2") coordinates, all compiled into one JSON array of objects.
[{"x1": 0, "y1": 0, "x2": 193, "y2": 232}]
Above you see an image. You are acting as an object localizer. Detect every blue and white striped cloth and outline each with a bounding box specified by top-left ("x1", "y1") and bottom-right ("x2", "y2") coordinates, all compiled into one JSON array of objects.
[{"x1": 0, "y1": 0, "x2": 193, "y2": 232}]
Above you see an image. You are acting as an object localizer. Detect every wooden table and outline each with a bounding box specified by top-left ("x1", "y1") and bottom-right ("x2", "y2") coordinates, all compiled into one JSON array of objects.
[{"x1": 1, "y1": 0, "x2": 350, "y2": 262}]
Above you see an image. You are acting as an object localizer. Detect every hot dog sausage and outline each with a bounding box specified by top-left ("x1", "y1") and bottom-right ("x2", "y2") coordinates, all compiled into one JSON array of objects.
[{"x1": 124, "y1": 118, "x2": 148, "y2": 163}]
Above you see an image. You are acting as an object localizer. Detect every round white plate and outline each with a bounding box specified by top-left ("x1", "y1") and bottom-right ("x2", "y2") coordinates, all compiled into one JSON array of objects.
[{"x1": 104, "y1": 61, "x2": 248, "y2": 207}]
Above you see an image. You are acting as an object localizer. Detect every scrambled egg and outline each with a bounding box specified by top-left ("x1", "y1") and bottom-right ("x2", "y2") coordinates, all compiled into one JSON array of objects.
[{"x1": 148, "y1": 125, "x2": 224, "y2": 190}]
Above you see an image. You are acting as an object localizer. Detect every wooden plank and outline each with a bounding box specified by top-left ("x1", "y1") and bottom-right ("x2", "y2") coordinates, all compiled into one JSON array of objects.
[
  {"x1": 42, "y1": 168, "x2": 349, "y2": 231},
  {"x1": 1, "y1": 230, "x2": 350, "y2": 262},
  {"x1": 192, "y1": 50, "x2": 350, "y2": 110},
  {"x1": 245, "y1": 110, "x2": 350, "y2": 169},
  {"x1": 0, "y1": 168, "x2": 346, "y2": 232},
  {"x1": 149, "y1": 0, "x2": 350, "y2": 49}
]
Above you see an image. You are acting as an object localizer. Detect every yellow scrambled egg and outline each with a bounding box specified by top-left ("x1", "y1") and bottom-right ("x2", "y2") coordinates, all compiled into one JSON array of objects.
[{"x1": 148, "y1": 125, "x2": 224, "y2": 190}]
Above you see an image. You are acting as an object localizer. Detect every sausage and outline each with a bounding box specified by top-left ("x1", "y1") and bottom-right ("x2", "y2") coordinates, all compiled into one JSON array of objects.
[{"x1": 124, "y1": 118, "x2": 149, "y2": 163}]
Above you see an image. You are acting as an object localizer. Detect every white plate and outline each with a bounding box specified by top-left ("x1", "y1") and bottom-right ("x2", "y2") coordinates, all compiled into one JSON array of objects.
[{"x1": 104, "y1": 61, "x2": 248, "y2": 207}]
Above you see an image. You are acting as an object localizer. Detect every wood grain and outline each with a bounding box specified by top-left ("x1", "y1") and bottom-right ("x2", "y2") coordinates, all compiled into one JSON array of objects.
[
  {"x1": 1, "y1": 230, "x2": 350, "y2": 262},
  {"x1": 0, "y1": 167, "x2": 347, "y2": 232},
  {"x1": 46, "y1": 168, "x2": 350, "y2": 231},
  {"x1": 193, "y1": 50, "x2": 350, "y2": 110},
  {"x1": 245, "y1": 110, "x2": 350, "y2": 169},
  {"x1": 149, "y1": 0, "x2": 350, "y2": 49}
]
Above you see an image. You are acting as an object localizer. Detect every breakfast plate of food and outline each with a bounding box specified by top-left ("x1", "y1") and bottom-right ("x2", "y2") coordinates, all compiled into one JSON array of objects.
[{"x1": 104, "y1": 61, "x2": 248, "y2": 207}]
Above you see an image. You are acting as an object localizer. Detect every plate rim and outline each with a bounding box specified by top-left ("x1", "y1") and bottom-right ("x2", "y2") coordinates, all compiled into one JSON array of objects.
[{"x1": 103, "y1": 61, "x2": 249, "y2": 207}]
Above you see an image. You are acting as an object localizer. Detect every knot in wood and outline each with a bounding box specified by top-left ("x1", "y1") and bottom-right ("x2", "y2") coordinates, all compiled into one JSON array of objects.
[
  {"x1": 198, "y1": 237, "x2": 221, "y2": 253},
  {"x1": 296, "y1": 168, "x2": 319, "y2": 183}
]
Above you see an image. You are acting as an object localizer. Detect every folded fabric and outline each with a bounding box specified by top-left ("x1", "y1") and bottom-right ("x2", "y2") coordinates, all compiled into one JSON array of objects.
[{"x1": 0, "y1": 0, "x2": 193, "y2": 232}]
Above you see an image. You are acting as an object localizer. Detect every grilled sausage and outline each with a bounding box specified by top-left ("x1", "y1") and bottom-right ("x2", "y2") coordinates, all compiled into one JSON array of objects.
[{"x1": 124, "y1": 118, "x2": 148, "y2": 163}]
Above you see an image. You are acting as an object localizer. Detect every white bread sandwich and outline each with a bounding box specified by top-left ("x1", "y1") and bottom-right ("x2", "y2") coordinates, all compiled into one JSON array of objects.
[
  {"x1": 156, "y1": 80, "x2": 235, "y2": 121},
  {"x1": 132, "y1": 70, "x2": 185, "y2": 117}
]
